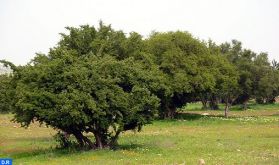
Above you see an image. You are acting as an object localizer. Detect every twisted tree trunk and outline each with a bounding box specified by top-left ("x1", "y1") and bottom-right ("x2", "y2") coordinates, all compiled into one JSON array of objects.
[
  {"x1": 93, "y1": 130, "x2": 107, "y2": 149},
  {"x1": 73, "y1": 131, "x2": 94, "y2": 149}
]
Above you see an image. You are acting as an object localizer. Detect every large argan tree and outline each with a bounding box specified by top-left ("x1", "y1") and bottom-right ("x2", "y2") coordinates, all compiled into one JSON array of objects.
[{"x1": 11, "y1": 23, "x2": 161, "y2": 149}]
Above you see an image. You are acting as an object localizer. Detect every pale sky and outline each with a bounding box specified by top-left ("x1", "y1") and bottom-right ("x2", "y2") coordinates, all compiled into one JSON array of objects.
[{"x1": 0, "y1": 0, "x2": 279, "y2": 65}]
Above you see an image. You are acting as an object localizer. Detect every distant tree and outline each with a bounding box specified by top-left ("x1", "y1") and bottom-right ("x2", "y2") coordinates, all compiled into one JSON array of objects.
[
  {"x1": 190, "y1": 40, "x2": 220, "y2": 110},
  {"x1": 145, "y1": 31, "x2": 211, "y2": 118},
  {"x1": 199, "y1": 41, "x2": 239, "y2": 116},
  {"x1": 257, "y1": 70, "x2": 279, "y2": 103},
  {"x1": 253, "y1": 54, "x2": 279, "y2": 103},
  {"x1": 233, "y1": 49, "x2": 256, "y2": 109},
  {"x1": 204, "y1": 40, "x2": 224, "y2": 110},
  {"x1": 215, "y1": 59, "x2": 239, "y2": 117},
  {"x1": 220, "y1": 41, "x2": 257, "y2": 109},
  {"x1": 220, "y1": 40, "x2": 279, "y2": 107}
]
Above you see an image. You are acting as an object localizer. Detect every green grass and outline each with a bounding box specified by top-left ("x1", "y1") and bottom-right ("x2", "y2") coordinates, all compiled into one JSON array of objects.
[
  {"x1": 183, "y1": 101, "x2": 279, "y2": 111},
  {"x1": 0, "y1": 104, "x2": 279, "y2": 164}
]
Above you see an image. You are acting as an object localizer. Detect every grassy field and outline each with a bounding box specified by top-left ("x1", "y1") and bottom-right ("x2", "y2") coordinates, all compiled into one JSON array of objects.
[{"x1": 0, "y1": 103, "x2": 279, "y2": 165}]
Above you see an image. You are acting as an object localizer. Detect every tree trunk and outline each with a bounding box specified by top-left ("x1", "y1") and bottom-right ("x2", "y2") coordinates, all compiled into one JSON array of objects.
[
  {"x1": 93, "y1": 131, "x2": 104, "y2": 149},
  {"x1": 224, "y1": 98, "x2": 230, "y2": 118},
  {"x1": 82, "y1": 135, "x2": 95, "y2": 149},
  {"x1": 163, "y1": 104, "x2": 176, "y2": 119},
  {"x1": 73, "y1": 131, "x2": 94, "y2": 149},
  {"x1": 73, "y1": 131, "x2": 85, "y2": 147},
  {"x1": 242, "y1": 100, "x2": 248, "y2": 110},
  {"x1": 209, "y1": 95, "x2": 219, "y2": 110},
  {"x1": 201, "y1": 96, "x2": 208, "y2": 110},
  {"x1": 170, "y1": 106, "x2": 176, "y2": 118}
]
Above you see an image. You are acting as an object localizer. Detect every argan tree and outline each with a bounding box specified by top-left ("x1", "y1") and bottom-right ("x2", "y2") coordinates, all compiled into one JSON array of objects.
[
  {"x1": 145, "y1": 31, "x2": 212, "y2": 118},
  {"x1": 11, "y1": 24, "x2": 161, "y2": 149}
]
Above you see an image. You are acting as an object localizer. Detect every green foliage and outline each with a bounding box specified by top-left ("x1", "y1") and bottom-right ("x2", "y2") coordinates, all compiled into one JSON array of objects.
[
  {"x1": 145, "y1": 31, "x2": 212, "y2": 118},
  {"x1": 0, "y1": 74, "x2": 14, "y2": 113},
  {"x1": 4, "y1": 21, "x2": 279, "y2": 150},
  {"x1": 256, "y1": 68, "x2": 279, "y2": 103},
  {"x1": 54, "y1": 131, "x2": 74, "y2": 148},
  {"x1": 220, "y1": 40, "x2": 279, "y2": 108},
  {"x1": 58, "y1": 22, "x2": 143, "y2": 60},
  {"x1": 12, "y1": 23, "x2": 160, "y2": 149}
]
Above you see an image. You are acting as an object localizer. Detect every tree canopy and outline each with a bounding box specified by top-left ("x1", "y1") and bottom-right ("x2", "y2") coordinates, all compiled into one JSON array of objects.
[{"x1": 1, "y1": 22, "x2": 279, "y2": 149}]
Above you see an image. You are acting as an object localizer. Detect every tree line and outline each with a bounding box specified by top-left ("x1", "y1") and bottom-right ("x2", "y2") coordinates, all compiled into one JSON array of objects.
[{"x1": 1, "y1": 22, "x2": 279, "y2": 149}]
